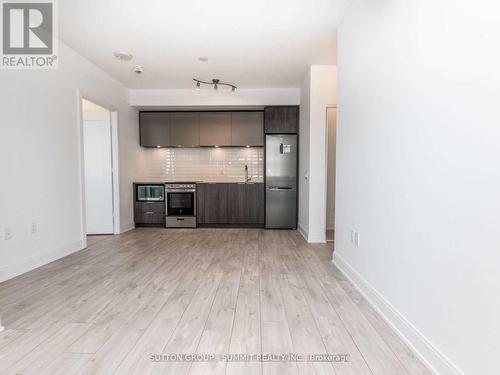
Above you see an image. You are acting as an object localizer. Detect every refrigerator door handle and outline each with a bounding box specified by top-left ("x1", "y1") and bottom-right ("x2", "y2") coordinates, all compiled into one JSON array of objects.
[
  {"x1": 268, "y1": 186, "x2": 293, "y2": 191},
  {"x1": 279, "y1": 143, "x2": 284, "y2": 154}
]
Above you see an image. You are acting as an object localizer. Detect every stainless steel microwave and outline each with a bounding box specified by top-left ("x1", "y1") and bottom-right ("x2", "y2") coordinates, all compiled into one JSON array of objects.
[{"x1": 136, "y1": 185, "x2": 165, "y2": 201}]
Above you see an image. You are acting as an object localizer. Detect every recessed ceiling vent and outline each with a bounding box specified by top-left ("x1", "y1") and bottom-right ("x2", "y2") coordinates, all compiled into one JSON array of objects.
[{"x1": 113, "y1": 51, "x2": 133, "y2": 61}]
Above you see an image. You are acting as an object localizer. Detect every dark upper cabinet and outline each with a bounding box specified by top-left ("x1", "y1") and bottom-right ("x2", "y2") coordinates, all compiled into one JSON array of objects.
[
  {"x1": 199, "y1": 112, "x2": 232, "y2": 146},
  {"x1": 140, "y1": 112, "x2": 171, "y2": 147},
  {"x1": 231, "y1": 112, "x2": 264, "y2": 146},
  {"x1": 264, "y1": 106, "x2": 299, "y2": 134},
  {"x1": 170, "y1": 112, "x2": 200, "y2": 147},
  {"x1": 139, "y1": 110, "x2": 268, "y2": 147}
]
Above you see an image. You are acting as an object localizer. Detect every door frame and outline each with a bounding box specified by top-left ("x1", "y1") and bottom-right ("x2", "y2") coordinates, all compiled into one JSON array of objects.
[
  {"x1": 76, "y1": 90, "x2": 120, "y2": 248},
  {"x1": 325, "y1": 105, "x2": 337, "y2": 242}
]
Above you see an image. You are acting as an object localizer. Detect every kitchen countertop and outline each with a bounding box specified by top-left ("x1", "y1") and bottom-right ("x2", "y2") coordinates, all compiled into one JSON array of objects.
[{"x1": 134, "y1": 180, "x2": 263, "y2": 184}]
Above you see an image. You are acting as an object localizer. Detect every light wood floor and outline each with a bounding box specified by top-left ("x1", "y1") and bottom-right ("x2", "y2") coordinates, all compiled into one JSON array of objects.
[{"x1": 0, "y1": 229, "x2": 430, "y2": 375}]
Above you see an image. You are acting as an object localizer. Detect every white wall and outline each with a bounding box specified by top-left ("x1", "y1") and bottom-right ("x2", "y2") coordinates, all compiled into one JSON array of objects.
[
  {"x1": 0, "y1": 42, "x2": 141, "y2": 283},
  {"x1": 299, "y1": 65, "x2": 337, "y2": 242},
  {"x1": 138, "y1": 147, "x2": 264, "y2": 183},
  {"x1": 335, "y1": 1, "x2": 500, "y2": 374},
  {"x1": 326, "y1": 107, "x2": 336, "y2": 230},
  {"x1": 130, "y1": 88, "x2": 300, "y2": 107},
  {"x1": 298, "y1": 70, "x2": 311, "y2": 237}
]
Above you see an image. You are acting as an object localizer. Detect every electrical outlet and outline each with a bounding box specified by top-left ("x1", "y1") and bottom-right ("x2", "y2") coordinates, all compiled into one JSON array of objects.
[
  {"x1": 4, "y1": 228, "x2": 13, "y2": 240},
  {"x1": 354, "y1": 232, "x2": 361, "y2": 248},
  {"x1": 31, "y1": 222, "x2": 38, "y2": 234},
  {"x1": 350, "y1": 229, "x2": 360, "y2": 248}
]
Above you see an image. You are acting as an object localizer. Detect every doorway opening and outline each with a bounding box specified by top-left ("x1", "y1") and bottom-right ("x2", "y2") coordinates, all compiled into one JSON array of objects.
[
  {"x1": 80, "y1": 98, "x2": 119, "y2": 237},
  {"x1": 325, "y1": 107, "x2": 337, "y2": 243}
]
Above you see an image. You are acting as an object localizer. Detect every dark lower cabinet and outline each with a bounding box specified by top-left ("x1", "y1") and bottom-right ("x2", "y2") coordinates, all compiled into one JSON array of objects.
[
  {"x1": 134, "y1": 202, "x2": 165, "y2": 227},
  {"x1": 197, "y1": 183, "x2": 264, "y2": 226},
  {"x1": 228, "y1": 184, "x2": 265, "y2": 224},
  {"x1": 196, "y1": 183, "x2": 229, "y2": 224}
]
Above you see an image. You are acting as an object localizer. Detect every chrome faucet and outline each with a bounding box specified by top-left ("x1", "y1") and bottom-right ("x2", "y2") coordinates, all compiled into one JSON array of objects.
[{"x1": 245, "y1": 164, "x2": 252, "y2": 183}]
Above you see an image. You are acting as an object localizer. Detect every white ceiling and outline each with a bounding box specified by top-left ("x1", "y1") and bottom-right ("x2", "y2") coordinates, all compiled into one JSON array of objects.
[{"x1": 60, "y1": 0, "x2": 347, "y2": 89}]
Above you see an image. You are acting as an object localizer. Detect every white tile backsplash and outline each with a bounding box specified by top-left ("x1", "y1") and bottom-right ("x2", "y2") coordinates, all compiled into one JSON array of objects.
[{"x1": 139, "y1": 147, "x2": 264, "y2": 183}]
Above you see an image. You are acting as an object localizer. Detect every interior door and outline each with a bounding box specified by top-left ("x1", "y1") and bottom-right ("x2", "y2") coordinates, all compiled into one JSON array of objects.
[{"x1": 83, "y1": 113, "x2": 114, "y2": 234}]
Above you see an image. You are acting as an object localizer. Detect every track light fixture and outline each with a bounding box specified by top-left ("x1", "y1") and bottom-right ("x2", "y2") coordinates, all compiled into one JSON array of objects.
[{"x1": 193, "y1": 78, "x2": 237, "y2": 92}]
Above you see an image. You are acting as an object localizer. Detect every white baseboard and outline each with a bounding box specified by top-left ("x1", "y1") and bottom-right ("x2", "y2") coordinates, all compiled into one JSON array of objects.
[
  {"x1": 307, "y1": 232, "x2": 327, "y2": 243},
  {"x1": 297, "y1": 224, "x2": 326, "y2": 243},
  {"x1": 0, "y1": 239, "x2": 85, "y2": 284},
  {"x1": 307, "y1": 230, "x2": 326, "y2": 243},
  {"x1": 332, "y1": 252, "x2": 464, "y2": 375},
  {"x1": 297, "y1": 224, "x2": 308, "y2": 241},
  {"x1": 119, "y1": 222, "x2": 135, "y2": 234}
]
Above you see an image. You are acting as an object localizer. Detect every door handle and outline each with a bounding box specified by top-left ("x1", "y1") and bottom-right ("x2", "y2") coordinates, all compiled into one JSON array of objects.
[
  {"x1": 279, "y1": 143, "x2": 284, "y2": 154},
  {"x1": 268, "y1": 186, "x2": 293, "y2": 191}
]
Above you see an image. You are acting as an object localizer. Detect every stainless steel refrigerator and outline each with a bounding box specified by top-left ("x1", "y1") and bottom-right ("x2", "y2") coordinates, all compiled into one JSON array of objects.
[{"x1": 265, "y1": 134, "x2": 298, "y2": 229}]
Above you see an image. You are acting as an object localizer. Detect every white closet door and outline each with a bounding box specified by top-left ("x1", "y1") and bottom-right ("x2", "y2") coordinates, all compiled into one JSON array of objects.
[{"x1": 83, "y1": 115, "x2": 114, "y2": 234}]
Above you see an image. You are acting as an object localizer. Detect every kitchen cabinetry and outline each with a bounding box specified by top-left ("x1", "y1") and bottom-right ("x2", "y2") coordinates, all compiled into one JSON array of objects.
[
  {"x1": 170, "y1": 112, "x2": 200, "y2": 147},
  {"x1": 133, "y1": 183, "x2": 165, "y2": 226},
  {"x1": 134, "y1": 202, "x2": 165, "y2": 227},
  {"x1": 196, "y1": 183, "x2": 229, "y2": 224},
  {"x1": 139, "y1": 112, "x2": 170, "y2": 147},
  {"x1": 197, "y1": 183, "x2": 264, "y2": 226},
  {"x1": 231, "y1": 112, "x2": 264, "y2": 146},
  {"x1": 139, "y1": 110, "x2": 265, "y2": 148},
  {"x1": 228, "y1": 183, "x2": 265, "y2": 224},
  {"x1": 199, "y1": 112, "x2": 232, "y2": 146},
  {"x1": 264, "y1": 106, "x2": 299, "y2": 134}
]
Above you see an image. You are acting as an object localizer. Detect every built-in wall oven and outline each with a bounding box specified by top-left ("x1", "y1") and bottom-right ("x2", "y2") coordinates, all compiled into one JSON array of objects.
[{"x1": 165, "y1": 183, "x2": 197, "y2": 228}]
